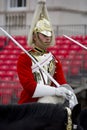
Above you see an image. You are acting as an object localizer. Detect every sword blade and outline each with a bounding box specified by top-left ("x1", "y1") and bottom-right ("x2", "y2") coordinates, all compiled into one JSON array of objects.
[{"x1": 63, "y1": 34, "x2": 87, "y2": 50}]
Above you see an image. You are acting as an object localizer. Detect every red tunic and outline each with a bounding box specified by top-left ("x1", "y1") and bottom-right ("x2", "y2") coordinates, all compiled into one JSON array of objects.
[{"x1": 17, "y1": 52, "x2": 67, "y2": 104}]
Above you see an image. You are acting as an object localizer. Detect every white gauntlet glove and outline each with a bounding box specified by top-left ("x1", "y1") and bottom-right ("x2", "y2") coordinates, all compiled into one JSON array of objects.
[
  {"x1": 32, "y1": 83, "x2": 72, "y2": 99},
  {"x1": 59, "y1": 84, "x2": 78, "y2": 109},
  {"x1": 32, "y1": 83, "x2": 69, "y2": 104},
  {"x1": 32, "y1": 83, "x2": 78, "y2": 109},
  {"x1": 55, "y1": 87, "x2": 71, "y2": 99}
]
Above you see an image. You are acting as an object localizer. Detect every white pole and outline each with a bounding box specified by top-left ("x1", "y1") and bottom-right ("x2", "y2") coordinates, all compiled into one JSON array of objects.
[
  {"x1": 0, "y1": 27, "x2": 60, "y2": 87},
  {"x1": 63, "y1": 34, "x2": 87, "y2": 50}
]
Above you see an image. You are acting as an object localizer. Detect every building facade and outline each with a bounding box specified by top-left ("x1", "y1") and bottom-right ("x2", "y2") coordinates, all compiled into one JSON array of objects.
[{"x1": 0, "y1": 0, "x2": 87, "y2": 36}]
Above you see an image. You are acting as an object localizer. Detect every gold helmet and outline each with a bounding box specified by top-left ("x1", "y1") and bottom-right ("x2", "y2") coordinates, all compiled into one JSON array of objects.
[
  {"x1": 28, "y1": 0, "x2": 55, "y2": 46},
  {"x1": 34, "y1": 17, "x2": 52, "y2": 37}
]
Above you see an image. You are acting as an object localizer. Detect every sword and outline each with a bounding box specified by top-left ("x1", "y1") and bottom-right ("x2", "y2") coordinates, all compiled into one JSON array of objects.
[
  {"x1": 0, "y1": 27, "x2": 60, "y2": 87},
  {"x1": 63, "y1": 34, "x2": 87, "y2": 50}
]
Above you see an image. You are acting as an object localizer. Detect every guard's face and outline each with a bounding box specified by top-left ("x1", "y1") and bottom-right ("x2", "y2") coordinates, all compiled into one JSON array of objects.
[
  {"x1": 34, "y1": 33, "x2": 52, "y2": 50},
  {"x1": 39, "y1": 33, "x2": 51, "y2": 43}
]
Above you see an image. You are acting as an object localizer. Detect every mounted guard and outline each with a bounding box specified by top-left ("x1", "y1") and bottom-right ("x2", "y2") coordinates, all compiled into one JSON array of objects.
[
  {"x1": 0, "y1": 0, "x2": 78, "y2": 109},
  {"x1": 16, "y1": 0, "x2": 78, "y2": 109}
]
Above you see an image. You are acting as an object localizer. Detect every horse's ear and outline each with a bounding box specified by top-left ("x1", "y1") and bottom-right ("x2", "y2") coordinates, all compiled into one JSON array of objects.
[{"x1": 72, "y1": 104, "x2": 81, "y2": 123}]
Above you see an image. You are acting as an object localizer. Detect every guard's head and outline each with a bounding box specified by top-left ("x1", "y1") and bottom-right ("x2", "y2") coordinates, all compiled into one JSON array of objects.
[
  {"x1": 33, "y1": 17, "x2": 53, "y2": 49},
  {"x1": 27, "y1": 0, "x2": 55, "y2": 47}
]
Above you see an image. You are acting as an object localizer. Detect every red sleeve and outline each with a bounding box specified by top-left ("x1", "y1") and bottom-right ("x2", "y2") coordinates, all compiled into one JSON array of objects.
[
  {"x1": 53, "y1": 57, "x2": 67, "y2": 85},
  {"x1": 17, "y1": 53, "x2": 37, "y2": 96}
]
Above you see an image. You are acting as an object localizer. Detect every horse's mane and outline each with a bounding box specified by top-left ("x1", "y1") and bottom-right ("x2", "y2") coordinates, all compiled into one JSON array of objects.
[{"x1": 0, "y1": 103, "x2": 66, "y2": 122}]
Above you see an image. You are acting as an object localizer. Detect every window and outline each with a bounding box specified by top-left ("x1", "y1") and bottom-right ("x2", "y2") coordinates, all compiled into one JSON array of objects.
[
  {"x1": 10, "y1": 0, "x2": 26, "y2": 8},
  {"x1": 6, "y1": 0, "x2": 26, "y2": 28}
]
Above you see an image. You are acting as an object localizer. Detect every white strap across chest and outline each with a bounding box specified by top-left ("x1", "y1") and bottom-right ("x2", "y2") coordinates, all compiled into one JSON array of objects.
[{"x1": 32, "y1": 52, "x2": 53, "y2": 73}]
